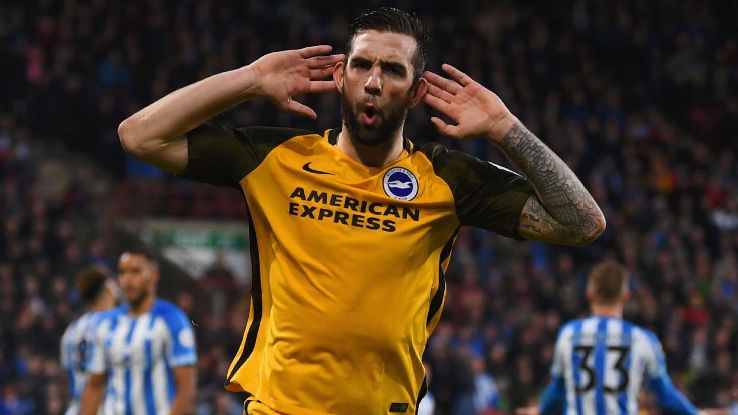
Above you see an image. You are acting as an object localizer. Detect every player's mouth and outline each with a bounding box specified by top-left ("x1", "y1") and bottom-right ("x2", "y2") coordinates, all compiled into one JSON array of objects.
[{"x1": 360, "y1": 103, "x2": 380, "y2": 125}]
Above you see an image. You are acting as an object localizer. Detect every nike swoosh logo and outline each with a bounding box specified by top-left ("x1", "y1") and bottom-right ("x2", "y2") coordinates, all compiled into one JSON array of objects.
[{"x1": 302, "y1": 162, "x2": 333, "y2": 175}]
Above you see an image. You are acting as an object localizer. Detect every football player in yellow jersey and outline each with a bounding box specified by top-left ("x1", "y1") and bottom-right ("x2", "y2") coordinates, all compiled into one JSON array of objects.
[{"x1": 117, "y1": 7, "x2": 606, "y2": 414}]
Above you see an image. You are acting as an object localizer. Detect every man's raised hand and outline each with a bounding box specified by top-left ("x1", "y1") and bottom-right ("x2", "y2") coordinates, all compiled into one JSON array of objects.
[
  {"x1": 248, "y1": 45, "x2": 344, "y2": 119},
  {"x1": 423, "y1": 63, "x2": 516, "y2": 142}
]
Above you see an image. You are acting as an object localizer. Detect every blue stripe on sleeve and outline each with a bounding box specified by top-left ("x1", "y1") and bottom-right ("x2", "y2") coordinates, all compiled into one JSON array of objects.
[
  {"x1": 643, "y1": 330, "x2": 697, "y2": 415},
  {"x1": 165, "y1": 307, "x2": 197, "y2": 366},
  {"x1": 67, "y1": 367, "x2": 76, "y2": 400},
  {"x1": 594, "y1": 318, "x2": 608, "y2": 415},
  {"x1": 648, "y1": 377, "x2": 697, "y2": 415},
  {"x1": 648, "y1": 333, "x2": 667, "y2": 374},
  {"x1": 64, "y1": 337, "x2": 75, "y2": 393},
  {"x1": 540, "y1": 376, "x2": 566, "y2": 415}
]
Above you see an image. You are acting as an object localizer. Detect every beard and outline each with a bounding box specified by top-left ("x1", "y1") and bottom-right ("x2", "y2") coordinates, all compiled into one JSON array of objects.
[
  {"x1": 125, "y1": 288, "x2": 149, "y2": 309},
  {"x1": 340, "y1": 92, "x2": 408, "y2": 147}
]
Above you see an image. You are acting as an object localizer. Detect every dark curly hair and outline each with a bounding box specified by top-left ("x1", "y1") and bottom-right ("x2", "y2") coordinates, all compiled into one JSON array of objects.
[{"x1": 346, "y1": 7, "x2": 430, "y2": 84}]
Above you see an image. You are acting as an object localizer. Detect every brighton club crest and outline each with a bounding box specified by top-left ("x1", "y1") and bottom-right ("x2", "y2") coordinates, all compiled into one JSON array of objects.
[{"x1": 383, "y1": 167, "x2": 419, "y2": 201}]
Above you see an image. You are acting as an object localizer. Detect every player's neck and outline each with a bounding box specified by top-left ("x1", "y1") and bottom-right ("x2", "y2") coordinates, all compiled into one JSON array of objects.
[
  {"x1": 89, "y1": 296, "x2": 114, "y2": 312},
  {"x1": 590, "y1": 303, "x2": 623, "y2": 318},
  {"x1": 337, "y1": 125, "x2": 405, "y2": 168},
  {"x1": 128, "y1": 295, "x2": 155, "y2": 316},
  {"x1": 88, "y1": 303, "x2": 106, "y2": 313}
]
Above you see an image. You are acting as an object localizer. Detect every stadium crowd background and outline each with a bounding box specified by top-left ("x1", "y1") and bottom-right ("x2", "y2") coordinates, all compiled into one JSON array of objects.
[{"x1": 1, "y1": 0, "x2": 737, "y2": 414}]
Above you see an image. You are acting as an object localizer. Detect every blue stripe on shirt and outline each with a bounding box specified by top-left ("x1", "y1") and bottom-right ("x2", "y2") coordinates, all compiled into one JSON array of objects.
[
  {"x1": 572, "y1": 320, "x2": 584, "y2": 415},
  {"x1": 144, "y1": 338, "x2": 155, "y2": 415},
  {"x1": 618, "y1": 322, "x2": 632, "y2": 415},
  {"x1": 124, "y1": 318, "x2": 139, "y2": 415},
  {"x1": 594, "y1": 318, "x2": 608, "y2": 415},
  {"x1": 144, "y1": 313, "x2": 157, "y2": 415}
]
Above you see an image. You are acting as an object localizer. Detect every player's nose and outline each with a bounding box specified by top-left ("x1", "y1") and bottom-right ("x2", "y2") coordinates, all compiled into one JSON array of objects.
[{"x1": 364, "y1": 68, "x2": 382, "y2": 95}]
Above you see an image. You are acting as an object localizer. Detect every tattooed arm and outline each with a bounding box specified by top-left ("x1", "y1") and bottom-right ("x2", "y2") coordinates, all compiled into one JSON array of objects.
[
  {"x1": 423, "y1": 64, "x2": 606, "y2": 246},
  {"x1": 499, "y1": 123, "x2": 605, "y2": 245}
]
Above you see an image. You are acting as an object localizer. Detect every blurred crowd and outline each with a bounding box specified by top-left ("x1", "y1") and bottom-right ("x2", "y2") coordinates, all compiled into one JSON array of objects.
[{"x1": 1, "y1": 0, "x2": 737, "y2": 414}]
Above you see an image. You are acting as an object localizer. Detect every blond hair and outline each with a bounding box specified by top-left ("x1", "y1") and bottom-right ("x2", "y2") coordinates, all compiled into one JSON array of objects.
[{"x1": 587, "y1": 260, "x2": 629, "y2": 304}]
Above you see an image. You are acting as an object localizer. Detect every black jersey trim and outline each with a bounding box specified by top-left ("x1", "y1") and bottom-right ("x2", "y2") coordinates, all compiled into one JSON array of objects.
[
  {"x1": 426, "y1": 267, "x2": 446, "y2": 327},
  {"x1": 415, "y1": 375, "x2": 428, "y2": 414},
  {"x1": 226, "y1": 209, "x2": 263, "y2": 384},
  {"x1": 403, "y1": 137, "x2": 413, "y2": 152},
  {"x1": 327, "y1": 128, "x2": 340, "y2": 145},
  {"x1": 426, "y1": 228, "x2": 458, "y2": 326}
]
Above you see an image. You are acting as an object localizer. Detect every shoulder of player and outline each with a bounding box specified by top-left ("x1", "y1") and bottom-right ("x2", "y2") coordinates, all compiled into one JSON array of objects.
[
  {"x1": 93, "y1": 307, "x2": 124, "y2": 325},
  {"x1": 188, "y1": 123, "x2": 321, "y2": 157},
  {"x1": 555, "y1": 319, "x2": 582, "y2": 340},
  {"x1": 82, "y1": 308, "x2": 123, "y2": 338},
  {"x1": 631, "y1": 324, "x2": 661, "y2": 347},
  {"x1": 151, "y1": 298, "x2": 185, "y2": 315},
  {"x1": 414, "y1": 141, "x2": 523, "y2": 178},
  {"x1": 193, "y1": 123, "x2": 318, "y2": 146},
  {"x1": 61, "y1": 318, "x2": 78, "y2": 341},
  {"x1": 413, "y1": 141, "x2": 460, "y2": 165},
  {"x1": 234, "y1": 125, "x2": 317, "y2": 142},
  {"x1": 150, "y1": 299, "x2": 191, "y2": 326}
]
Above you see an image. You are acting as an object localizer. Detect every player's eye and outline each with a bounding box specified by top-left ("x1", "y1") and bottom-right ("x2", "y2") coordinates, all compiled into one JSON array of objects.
[
  {"x1": 383, "y1": 64, "x2": 406, "y2": 77},
  {"x1": 352, "y1": 59, "x2": 371, "y2": 69}
]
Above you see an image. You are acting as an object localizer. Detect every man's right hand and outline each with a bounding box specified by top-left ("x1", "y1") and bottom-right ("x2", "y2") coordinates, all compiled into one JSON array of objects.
[
  {"x1": 118, "y1": 45, "x2": 343, "y2": 174},
  {"x1": 248, "y1": 45, "x2": 344, "y2": 119}
]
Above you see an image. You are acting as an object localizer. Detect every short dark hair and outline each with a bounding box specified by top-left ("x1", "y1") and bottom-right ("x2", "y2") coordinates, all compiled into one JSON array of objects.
[
  {"x1": 75, "y1": 267, "x2": 110, "y2": 305},
  {"x1": 347, "y1": 7, "x2": 430, "y2": 83},
  {"x1": 587, "y1": 260, "x2": 629, "y2": 303},
  {"x1": 119, "y1": 249, "x2": 157, "y2": 267}
]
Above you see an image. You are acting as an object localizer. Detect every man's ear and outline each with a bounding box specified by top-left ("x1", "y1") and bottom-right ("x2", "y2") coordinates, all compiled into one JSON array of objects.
[
  {"x1": 333, "y1": 61, "x2": 345, "y2": 93},
  {"x1": 409, "y1": 77, "x2": 427, "y2": 108},
  {"x1": 150, "y1": 266, "x2": 160, "y2": 285}
]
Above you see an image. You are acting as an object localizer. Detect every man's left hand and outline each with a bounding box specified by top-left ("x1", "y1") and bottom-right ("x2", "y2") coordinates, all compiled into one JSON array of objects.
[{"x1": 423, "y1": 64, "x2": 516, "y2": 143}]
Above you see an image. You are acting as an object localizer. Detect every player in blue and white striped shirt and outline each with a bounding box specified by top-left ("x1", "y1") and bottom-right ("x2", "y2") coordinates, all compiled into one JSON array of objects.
[
  {"x1": 521, "y1": 261, "x2": 725, "y2": 415},
  {"x1": 80, "y1": 251, "x2": 197, "y2": 415},
  {"x1": 61, "y1": 267, "x2": 119, "y2": 415}
]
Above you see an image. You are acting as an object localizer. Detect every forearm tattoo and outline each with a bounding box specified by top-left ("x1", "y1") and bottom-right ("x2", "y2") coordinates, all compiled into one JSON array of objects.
[{"x1": 501, "y1": 123, "x2": 604, "y2": 245}]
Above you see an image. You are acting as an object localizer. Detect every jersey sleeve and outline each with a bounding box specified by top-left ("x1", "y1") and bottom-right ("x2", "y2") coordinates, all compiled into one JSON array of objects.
[
  {"x1": 86, "y1": 318, "x2": 108, "y2": 375},
  {"x1": 179, "y1": 123, "x2": 312, "y2": 188},
  {"x1": 643, "y1": 331, "x2": 698, "y2": 415},
  {"x1": 419, "y1": 143, "x2": 534, "y2": 239},
  {"x1": 550, "y1": 327, "x2": 568, "y2": 378},
  {"x1": 163, "y1": 308, "x2": 197, "y2": 367},
  {"x1": 539, "y1": 327, "x2": 568, "y2": 415},
  {"x1": 539, "y1": 377, "x2": 566, "y2": 415},
  {"x1": 60, "y1": 328, "x2": 70, "y2": 370}
]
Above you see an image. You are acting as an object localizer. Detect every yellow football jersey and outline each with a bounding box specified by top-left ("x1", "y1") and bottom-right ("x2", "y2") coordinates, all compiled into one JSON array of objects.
[{"x1": 181, "y1": 124, "x2": 534, "y2": 414}]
